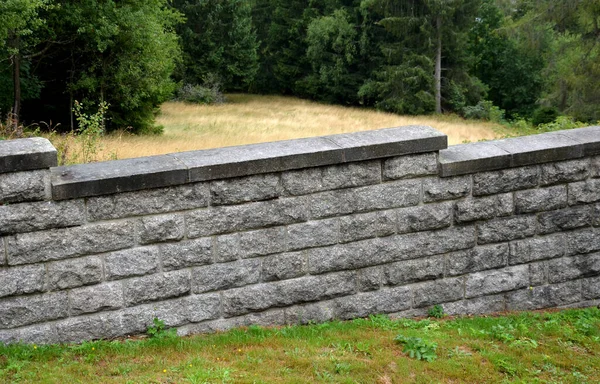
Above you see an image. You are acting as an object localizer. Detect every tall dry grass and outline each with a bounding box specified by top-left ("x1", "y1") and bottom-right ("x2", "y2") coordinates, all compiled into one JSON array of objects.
[{"x1": 68, "y1": 94, "x2": 502, "y2": 161}]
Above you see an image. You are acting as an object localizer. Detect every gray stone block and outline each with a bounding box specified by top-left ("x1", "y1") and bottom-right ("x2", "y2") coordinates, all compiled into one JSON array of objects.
[
  {"x1": 413, "y1": 277, "x2": 464, "y2": 307},
  {"x1": 566, "y1": 228, "x2": 600, "y2": 255},
  {"x1": 0, "y1": 323, "x2": 58, "y2": 345},
  {"x1": 477, "y1": 215, "x2": 537, "y2": 244},
  {"x1": 438, "y1": 141, "x2": 511, "y2": 177},
  {"x1": 383, "y1": 255, "x2": 445, "y2": 286},
  {"x1": 568, "y1": 179, "x2": 600, "y2": 205},
  {"x1": 210, "y1": 173, "x2": 280, "y2": 205},
  {"x1": 186, "y1": 198, "x2": 307, "y2": 238},
  {"x1": 286, "y1": 219, "x2": 339, "y2": 251},
  {"x1": 0, "y1": 170, "x2": 48, "y2": 204},
  {"x1": 515, "y1": 186, "x2": 567, "y2": 214},
  {"x1": 0, "y1": 199, "x2": 85, "y2": 236},
  {"x1": 185, "y1": 294, "x2": 222, "y2": 323},
  {"x1": 0, "y1": 265, "x2": 45, "y2": 298},
  {"x1": 529, "y1": 262, "x2": 547, "y2": 286},
  {"x1": 282, "y1": 160, "x2": 381, "y2": 196},
  {"x1": 180, "y1": 309, "x2": 284, "y2": 335},
  {"x1": 262, "y1": 251, "x2": 306, "y2": 282},
  {"x1": 69, "y1": 282, "x2": 124, "y2": 315},
  {"x1": 383, "y1": 153, "x2": 437, "y2": 180},
  {"x1": 594, "y1": 204, "x2": 600, "y2": 227},
  {"x1": 124, "y1": 270, "x2": 191, "y2": 306},
  {"x1": 334, "y1": 287, "x2": 412, "y2": 319},
  {"x1": 223, "y1": 272, "x2": 355, "y2": 317},
  {"x1": 160, "y1": 238, "x2": 212, "y2": 271},
  {"x1": 55, "y1": 316, "x2": 107, "y2": 343},
  {"x1": 509, "y1": 234, "x2": 565, "y2": 265},
  {"x1": 540, "y1": 159, "x2": 590, "y2": 186},
  {"x1": 6, "y1": 221, "x2": 136, "y2": 266},
  {"x1": 105, "y1": 246, "x2": 159, "y2": 280},
  {"x1": 446, "y1": 244, "x2": 508, "y2": 276},
  {"x1": 339, "y1": 210, "x2": 396, "y2": 243},
  {"x1": 87, "y1": 182, "x2": 208, "y2": 221},
  {"x1": 0, "y1": 292, "x2": 68, "y2": 329},
  {"x1": 396, "y1": 202, "x2": 453, "y2": 234},
  {"x1": 423, "y1": 175, "x2": 471, "y2": 202},
  {"x1": 582, "y1": 276, "x2": 600, "y2": 299},
  {"x1": 493, "y1": 132, "x2": 583, "y2": 167},
  {"x1": 455, "y1": 194, "x2": 513, "y2": 223},
  {"x1": 473, "y1": 166, "x2": 538, "y2": 196},
  {"x1": 139, "y1": 214, "x2": 184, "y2": 245},
  {"x1": 0, "y1": 137, "x2": 57, "y2": 173},
  {"x1": 214, "y1": 234, "x2": 240, "y2": 262},
  {"x1": 307, "y1": 237, "x2": 398, "y2": 275},
  {"x1": 538, "y1": 206, "x2": 593, "y2": 234},
  {"x1": 506, "y1": 281, "x2": 581, "y2": 310},
  {"x1": 394, "y1": 225, "x2": 477, "y2": 259},
  {"x1": 465, "y1": 265, "x2": 529, "y2": 298},
  {"x1": 51, "y1": 154, "x2": 188, "y2": 200},
  {"x1": 46, "y1": 256, "x2": 103, "y2": 291},
  {"x1": 307, "y1": 189, "x2": 355, "y2": 219},
  {"x1": 443, "y1": 295, "x2": 506, "y2": 316},
  {"x1": 593, "y1": 156, "x2": 600, "y2": 177},
  {"x1": 559, "y1": 125, "x2": 600, "y2": 156},
  {"x1": 326, "y1": 125, "x2": 447, "y2": 162},
  {"x1": 357, "y1": 266, "x2": 382, "y2": 291},
  {"x1": 192, "y1": 259, "x2": 261, "y2": 293},
  {"x1": 285, "y1": 302, "x2": 337, "y2": 325},
  {"x1": 547, "y1": 253, "x2": 600, "y2": 284},
  {"x1": 239, "y1": 227, "x2": 287, "y2": 258},
  {"x1": 0, "y1": 238, "x2": 4, "y2": 266}
]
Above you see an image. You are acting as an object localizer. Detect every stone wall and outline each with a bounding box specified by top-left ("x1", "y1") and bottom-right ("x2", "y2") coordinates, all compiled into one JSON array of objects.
[{"x1": 1, "y1": 125, "x2": 599, "y2": 345}]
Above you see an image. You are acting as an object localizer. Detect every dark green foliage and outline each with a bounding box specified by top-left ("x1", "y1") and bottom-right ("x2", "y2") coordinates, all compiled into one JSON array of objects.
[
  {"x1": 428, "y1": 305, "x2": 445, "y2": 319},
  {"x1": 394, "y1": 334, "x2": 438, "y2": 362},
  {"x1": 532, "y1": 106, "x2": 559, "y2": 126},
  {"x1": 176, "y1": 81, "x2": 225, "y2": 105}
]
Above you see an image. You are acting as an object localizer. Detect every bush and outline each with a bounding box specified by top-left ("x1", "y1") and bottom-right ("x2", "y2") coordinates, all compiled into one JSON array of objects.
[
  {"x1": 532, "y1": 106, "x2": 559, "y2": 126},
  {"x1": 462, "y1": 100, "x2": 505, "y2": 123},
  {"x1": 176, "y1": 75, "x2": 225, "y2": 105},
  {"x1": 537, "y1": 116, "x2": 587, "y2": 132}
]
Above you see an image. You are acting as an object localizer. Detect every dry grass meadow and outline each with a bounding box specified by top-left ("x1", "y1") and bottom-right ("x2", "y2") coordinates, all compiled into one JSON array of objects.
[{"x1": 81, "y1": 94, "x2": 504, "y2": 162}]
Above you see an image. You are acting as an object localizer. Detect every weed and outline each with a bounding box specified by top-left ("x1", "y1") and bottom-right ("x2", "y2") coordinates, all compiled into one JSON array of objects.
[
  {"x1": 428, "y1": 304, "x2": 445, "y2": 319},
  {"x1": 494, "y1": 358, "x2": 518, "y2": 377},
  {"x1": 394, "y1": 335, "x2": 438, "y2": 362},
  {"x1": 147, "y1": 317, "x2": 177, "y2": 340}
]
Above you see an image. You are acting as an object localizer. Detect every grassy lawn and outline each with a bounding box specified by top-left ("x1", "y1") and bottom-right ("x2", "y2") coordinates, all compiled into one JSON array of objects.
[
  {"x1": 46, "y1": 94, "x2": 505, "y2": 164},
  {"x1": 2, "y1": 308, "x2": 599, "y2": 383}
]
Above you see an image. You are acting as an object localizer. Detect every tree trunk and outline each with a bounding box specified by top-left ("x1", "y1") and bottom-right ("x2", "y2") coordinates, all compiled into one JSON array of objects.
[
  {"x1": 11, "y1": 34, "x2": 22, "y2": 130},
  {"x1": 435, "y1": 15, "x2": 442, "y2": 114}
]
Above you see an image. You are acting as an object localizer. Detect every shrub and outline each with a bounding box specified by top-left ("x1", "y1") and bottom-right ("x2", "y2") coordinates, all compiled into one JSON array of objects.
[
  {"x1": 428, "y1": 305, "x2": 445, "y2": 319},
  {"x1": 176, "y1": 74, "x2": 225, "y2": 105},
  {"x1": 532, "y1": 106, "x2": 559, "y2": 126},
  {"x1": 395, "y1": 334, "x2": 438, "y2": 362},
  {"x1": 462, "y1": 100, "x2": 505, "y2": 123}
]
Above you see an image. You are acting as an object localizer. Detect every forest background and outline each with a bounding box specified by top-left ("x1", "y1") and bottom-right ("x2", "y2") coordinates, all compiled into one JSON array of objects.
[{"x1": 0, "y1": 0, "x2": 599, "y2": 135}]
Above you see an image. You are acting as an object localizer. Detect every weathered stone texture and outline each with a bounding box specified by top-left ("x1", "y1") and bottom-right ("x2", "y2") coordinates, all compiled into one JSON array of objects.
[
  {"x1": 210, "y1": 173, "x2": 280, "y2": 205},
  {"x1": 515, "y1": 186, "x2": 567, "y2": 213},
  {"x1": 123, "y1": 270, "x2": 191, "y2": 306},
  {"x1": 139, "y1": 214, "x2": 184, "y2": 244},
  {"x1": 383, "y1": 153, "x2": 437, "y2": 180},
  {"x1": 87, "y1": 183, "x2": 209, "y2": 221},
  {"x1": 0, "y1": 200, "x2": 85, "y2": 236},
  {"x1": 446, "y1": 244, "x2": 508, "y2": 276},
  {"x1": 160, "y1": 238, "x2": 212, "y2": 271},
  {"x1": 443, "y1": 295, "x2": 506, "y2": 316},
  {"x1": 455, "y1": 194, "x2": 512, "y2": 223},
  {"x1": 46, "y1": 256, "x2": 103, "y2": 291},
  {"x1": 547, "y1": 253, "x2": 600, "y2": 284},
  {"x1": 282, "y1": 160, "x2": 381, "y2": 195},
  {"x1": 412, "y1": 278, "x2": 464, "y2": 307},
  {"x1": 509, "y1": 234, "x2": 565, "y2": 265},
  {"x1": 582, "y1": 276, "x2": 600, "y2": 299},
  {"x1": 594, "y1": 204, "x2": 600, "y2": 227},
  {"x1": 422, "y1": 175, "x2": 471, "y2": 202},
  {"x1": 6, "y1": 221, "x2": 136, "y2": 266},
  {"x1": 566, "y1": 229, "x2": 600, "y2": 255},
  {"x1": 538, "y1": 206, "x2": 592, "y2": 234},
  {"x1": 477, "y1": 215, "x2": 537, "y2": 244},
  {"x1": 0, "y1": 292, "x2": 69, "y2": 329},
  {"x1": 339, "y1": 210, "x2": 396, "y2": 243},
  {"x1": 540, "y1": 159, "x2": 590, "y2": 186},
  {"x1": 568, "y1": 179, "x2": 600, "y2": 205},
  {"x1": 396, "y1": 202, "x2": 453, "y2": 233},
  {"x1": 473, "y1": 166, "x2": 538, "y2": 196},
  {"x1": 384, "y1": 256, "x2": 444, "y2": 286},
  {"x1": 192, "y1": 259, "x2": 261, "y2": 293},
  {"x1": 465, "y1": 265, "x2": 529, "y2": 298},
  {"x1": 0, "y1": 170, "x2": 48, "y2": 204},
  {"x1": 239, "y1": 227, "x2": 287, "y2": 258},
  {"x1": 105, "y1": 247, "x2": 159, "y2": 280},
  {"x1": 592, "y1": 156, "x2": 600, "y2": 177},
  {"x1": 262, "y1": 252, "x2": 306, "y2": 282},
  {"x1": 529, "y1": 262, "x2": 547, "y2": 286},
  {"x1": 357, "y1": 266, "x2": 382, "y2": 292},
  {"x1": 506, "y1": 281, "x2": 581, "y2": 310},
  {"x1": 286, "y1": 219, "x2": 339, "y2": 250},
  {"x1": 334, "y1": 287, "x2": 412, "y2": 319},
  {"x1": 69, "y1": 282, "x2": 124, "y2": 315},
  {"x1": 0, "y1": 265, "x2": 45, "y2": 298}
]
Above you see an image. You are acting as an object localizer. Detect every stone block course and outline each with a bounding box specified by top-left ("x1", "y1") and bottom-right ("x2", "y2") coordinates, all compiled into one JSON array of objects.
[
  {"x1": 210, "y1": 173, "x2": 280, "y2": 205},
  {"x1": 0, "y1": 265, "x2": 45, "y2": 298},
  {"x1": 339, "y1": 210, "x2": 396, "y2": 243},
  {"x1": 446, "y1": 244, "x2": 508, "y2": 276},
  {"x1": 547, "y1": 253, "x2": 600, "y2": 284},
  {"x1": 383, "y1": 256, "x2": 444, "y2": 286},
  {"x1": 568, "y1": 179, "x2": 600, "y2": 205},
  {"x1": 509, "y1": 234, "x2": 565, "y2": 265},
  {"x1": 473, "y1": 166, "x2": 538, "y2": 196},
  {"x1": 529, "y1": 262, "x2": 547, "y2": 286},
  {"x1": 105, "y1": 246, "x2": 159, "y2": 280},
  {"x1": 0, "y1": 199, "x2": 85, "y2": 236},
  {"x1": 412, "y1": 277, "x2": 464, "y2": 307},
  {"x1": 593, "y1": 156, "x2": 600, "y2": 177},
  {"x1": 69, "y1": 282, "x2": 124, "y2": 315},
  {"x1": 566, "y1": 228, "x2": 600, "y2": 255},
  {"x1": 465, "y1": 265, "x2": 529, "y2": 298},
  {"x1": 357, "y1": 266, "x2": 382, "y2": 291},
  {"x1": 0, "y1": 137, "x2": 57, "y2": 174},
  {"x1": 538, "y1": 206, "x2": 592, "y2": 234},
  {"x1": 160, "y1": 238, "x2": 212, "y2": 271},
  {"x1": 6, "y1": 221, "x2": 136, "y2": 266},
  {"x1": 594, "y1": 204, "x2": 600, "y2": 227},
  {"x1": 239, "y1": 227, "x2": 287, "y2": 258},
  {"x1": 0, "y1": 170, "x2": 48, "y2": 204},
  {"x1": 0, "y1": 292, "x2": 69, "y2": 329},
  {"x1": 455, "y1": 194, "x2": 512, "y2": 223},
  {"x1": 477, "y1": 215, "x2": 537, "y2": 244},
  {"x1": 139, "y1": 214, "x2": 184, "y2": 245},
  {"x1": 123, "y1": 270, "x2": 191, "y2": 306},
  {"x1": 515, "y1": 185, "x2": 567, "y2": 214},
  {"x1": 262, "y1": 251, "x2": 306, "y2": 282},
  {"x1": 507, "y1": 281, "x2": 581, "y2": 310},
  {"x1": 334, "y1": 287, "x2": 412, "y2": 319},
  {"x1": 422, "y1": 175, "x2": 471, "y2": 202},
  {"x1": 583, "y1": 276, "x2": 600, "y2": 299},
  {"x1": 540, "y1": 159, "x2": 590, "y2": 186},
  {"x1": 443, "y1": 295, "x2": 506, "y2": 316},
  {"x1": 192, "y1": 259, "x2": 261, "y2": 293},
  {"x1": 46, "y1": 256, "x2": 103, "y2": 291},
  {"x1": 383, "y1": 153, "x2": 437, "y2": 180},
  {"x1": 286, "y1": 219, "x2": 339, "y2": 250},
  {"x1": 396, "y1": 202, "x2": 453, "y2": 233}
]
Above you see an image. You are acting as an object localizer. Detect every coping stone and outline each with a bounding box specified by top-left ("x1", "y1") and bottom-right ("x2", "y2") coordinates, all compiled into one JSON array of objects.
[
  {"x1": 558, "y1": 126, "x2": 600, "y2": 156},
  {"x1": 493, "y1": 132, "x2": 583, "y2": 167},
  {"x1": 0, "y1": 138, "x2": 57, "y2": 174},
  {"x1": 51, "y1": 155, "x2": 188, "y2": 200},
  {"x1": 438, "y1": 141, "x2": 511, "y2": 177}
]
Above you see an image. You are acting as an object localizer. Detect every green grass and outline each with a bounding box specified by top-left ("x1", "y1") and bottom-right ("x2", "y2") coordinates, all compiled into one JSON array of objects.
[{"x1": 2, "y1": 308, "x2": 600, "y2": 383}]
